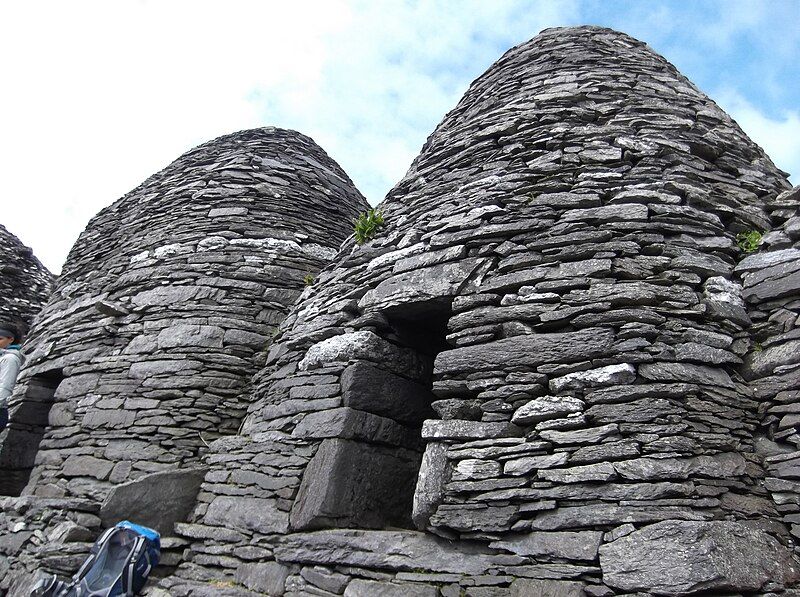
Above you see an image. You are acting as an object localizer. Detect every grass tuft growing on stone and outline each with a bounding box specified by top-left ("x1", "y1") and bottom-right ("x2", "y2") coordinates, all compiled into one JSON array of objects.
[
  {"x1": 354, "y1": 209, "x2": 385, "y2": 245},
  {"x1": 736, "y1": 229, "x2": 762, "y2": 253}
]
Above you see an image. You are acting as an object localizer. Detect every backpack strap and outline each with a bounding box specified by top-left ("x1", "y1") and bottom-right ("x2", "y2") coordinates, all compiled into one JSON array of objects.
[
  {"x1": 124, "y1": 535, "x2": 148, "y2": 596},
  {"x1": 70, "y1": 527, "x2": 118, "y2": 585}
]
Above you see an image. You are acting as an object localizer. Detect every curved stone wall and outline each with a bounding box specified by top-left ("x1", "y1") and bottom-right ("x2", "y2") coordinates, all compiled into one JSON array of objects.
[
  {"x1": 0, "y1": 224, "x2": 52, "y2": 333},
  {"x1": 736, "y1": 184, "x2": 800, "y2": 556},
  {"x1": 165, "y1": 27, "x2": 799, "y2": 596},
  {"x1": 0, "y1": 127, "x2": 368, "y2": 593}
]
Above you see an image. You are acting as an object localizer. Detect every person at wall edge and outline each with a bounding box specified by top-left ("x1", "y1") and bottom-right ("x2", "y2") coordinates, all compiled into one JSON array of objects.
[{"x1": 0, "y1": 324, "x2": 24, "y2": 431}]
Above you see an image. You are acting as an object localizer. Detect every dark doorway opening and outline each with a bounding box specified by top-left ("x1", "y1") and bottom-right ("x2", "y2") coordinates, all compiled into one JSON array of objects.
[
  {"x1": 0, "y1": 370, "x2": 63, "y2": 496},
  {"x1": 290, "y1": 301, "x2": 452, "y2": 531}
]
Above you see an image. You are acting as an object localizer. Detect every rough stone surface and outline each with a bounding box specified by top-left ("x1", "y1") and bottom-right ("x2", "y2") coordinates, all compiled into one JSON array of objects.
[
  {"x1": 2, "y1": 25, "x2": 799, "y2": 597},
  {"x1": 0, "y1": 225, "x2": 52, "y2": 333},
  {"x1": 99, "y1": 468, "x2": 206, "y2": 535},
  {"x1": 512, "y1": 396, "x2": 585, "y2": 425},
  {"x1": 599, "y1": 520, "x2": 800, "y2": 594},
  {"x1": 290, "y1": 438, "x2": 420, "y2": 530}
]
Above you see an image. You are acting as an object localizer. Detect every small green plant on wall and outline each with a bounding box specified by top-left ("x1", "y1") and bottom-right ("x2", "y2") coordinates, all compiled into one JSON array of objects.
[
  {"x1": 353, "y1": 209, "x2": 385, "y2": 245},
  {"x1": 736, "y1": 230, "x2": 762, "y2": 253},
  {"x1": 303, "y1": 273, "x2": 314, "y2": 286}
]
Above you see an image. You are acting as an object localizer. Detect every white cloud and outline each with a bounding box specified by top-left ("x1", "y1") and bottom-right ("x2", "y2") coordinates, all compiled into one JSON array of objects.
[
  {"x1": 0, "y1": 0, "x2": 579, "y2": 273},
  {"x1": 715, "y1": 89, "x2": 800, "y2": 183}
]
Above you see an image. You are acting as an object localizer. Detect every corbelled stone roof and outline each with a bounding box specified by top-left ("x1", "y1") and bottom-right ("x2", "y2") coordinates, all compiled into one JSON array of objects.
[{"x1": 0, "y1": 224, "x2": 52, "y2": 334}]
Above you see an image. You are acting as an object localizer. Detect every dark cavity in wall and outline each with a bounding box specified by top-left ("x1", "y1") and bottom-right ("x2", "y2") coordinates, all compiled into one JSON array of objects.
[
  {"x1": 289, "y1": 302, "x2": 451, "y2": 531},
  {"x1": 0, "y1": 369, "x2": 64, "y2": 496}
]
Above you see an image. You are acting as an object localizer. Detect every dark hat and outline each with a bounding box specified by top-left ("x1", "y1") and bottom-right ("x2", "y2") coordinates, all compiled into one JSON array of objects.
[{"x1": 0, "y1": 324, "x2": 21, "y2": 343}]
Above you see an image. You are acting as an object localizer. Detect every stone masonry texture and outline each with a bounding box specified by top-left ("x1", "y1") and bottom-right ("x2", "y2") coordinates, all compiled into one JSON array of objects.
[
  {"x1": 0, "y1": 127, "x2": 368, "y2": 591},
  {"x1": 0, "y1": 224, "x2": 52, "y2": 335},
  {"x1": 2, "y1": 25, "x2": 800, "y2": 597}
]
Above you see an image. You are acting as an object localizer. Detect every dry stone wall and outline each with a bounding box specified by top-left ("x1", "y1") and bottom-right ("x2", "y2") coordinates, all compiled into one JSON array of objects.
[
  {"x1": 0, "y1": 128, "x2": 368, "y2": 592},
  {"x1": 0, "y1": 225, "x2": 52, "y2": 333},
  {"x1": 159, "y1": 27, "x2": 800, "y2": 597},
  {"x1": 737, "y1": 184, "x2": 800, "y2": 556},
  {"x1": 2, "y1": 25, "x2": 799, "y2": 597}
]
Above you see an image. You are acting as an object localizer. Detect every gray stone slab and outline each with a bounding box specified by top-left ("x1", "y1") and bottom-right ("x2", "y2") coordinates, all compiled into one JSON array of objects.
[
  {"x1": 512, "y1": 396, "x2": 584, "y2": 426},
  {"x1": 100, "y1": 468, "x2": 206, "y2": 535},
  {"x1": 293, "y1": 407, "x2": 420, "y2": 449},
  {"x1": 341, "y1": 361, "x2": 435, "y2": 425},
  {"x1": 434, "y1": 328, "x2": 614, "y2": 375},
  {"x1": 359, "y1": 258, "x2": 487, "y2": 312},
  {"x1": 290, "y1": 438, "x2": 420, "y2": 531},
  {"x1": 275, "y1": 529, "x2": 495, "y2": 575},
  {"x1": 344, "y1": 579, "x2": 438, "y2": 597},
  {"x1": 491, "y1": 530, "x2": 603, "y2": 561},
  {"x1": 204, "y1": 496, "x2": 289, "y2": 534},
  {"x1": 600, "y1": 520, "x2": 800, "y2": 594}
]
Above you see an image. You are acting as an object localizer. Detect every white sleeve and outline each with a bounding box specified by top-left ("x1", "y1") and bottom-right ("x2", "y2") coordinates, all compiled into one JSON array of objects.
[{"x1": 0, "y1": 355, "x2": 21, "y2": 407}]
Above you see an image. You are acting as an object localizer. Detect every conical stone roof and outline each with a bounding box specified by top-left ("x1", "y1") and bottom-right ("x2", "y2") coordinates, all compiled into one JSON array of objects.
[
  {"x1": 164, "y1": 27, "x2": 798, "y2": 595},
  {"x1": 0, "y1": 224, "x2": 52, "y2": 333}
]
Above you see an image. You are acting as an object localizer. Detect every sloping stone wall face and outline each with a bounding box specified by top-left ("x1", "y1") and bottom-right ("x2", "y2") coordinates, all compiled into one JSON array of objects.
[
  {"x1": 0, "y1": 225, "x2": 52, "y2": 333},
  {"x1": 0, "y1": 128, "x2": 368, "y2": 592},
  {"x1": 157, "y1": 27, "x2": 799, "y2": 597},
  {"x1": 736, "y1": 185, "x2": 800, "y2": 558}
]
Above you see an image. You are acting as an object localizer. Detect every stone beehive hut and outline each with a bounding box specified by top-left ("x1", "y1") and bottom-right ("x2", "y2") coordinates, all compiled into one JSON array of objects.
[
  {"x1": 2, "y1": 25, "x2": 800, "y2": 597},
  {"x1": 156, "y1": 27, "x2": 800, "y2": 596},
  {"x1": 0, "y1": 224, "x2": 52, "y2": 333},
  {"x1": 0, "y1": 128, "x2": 369, "y2": 590}
]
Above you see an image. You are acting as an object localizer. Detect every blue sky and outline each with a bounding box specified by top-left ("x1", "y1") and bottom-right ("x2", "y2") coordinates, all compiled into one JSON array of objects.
[{"x1": 1, "y1": 0, "x2": 798, "y2": 272}]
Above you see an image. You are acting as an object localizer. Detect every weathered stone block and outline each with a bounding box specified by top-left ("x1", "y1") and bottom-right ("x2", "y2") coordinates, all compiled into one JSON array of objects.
[
  {"x1": 292, "y1": 407, "x2": 420, "y2": 449},
  {"x1": 491, "y1": 530, "x2": 603, "y2": 561},
  {"x1": 421, "y1": 420, "x2": 518, "y2": 441},
  {"x1": 276, "y1": 530, "x2": 495, "y2": 575},
  {"x1": 235, "y1": 562, "x2": 290, "y2": 595},
  {"x1": 359, "y1": 258, "x2": 487, "y2": 313},
  {"x1": 299, "y1": 331, "x2": 428, "y2": 379},
  {"x1": 512, "y1": 396, "x2": 585, "y2": 426},
  {"x1": 509, "y1": 579, "x2": 585, "y2": 597},
  {"x1": 341, "y1": 361, "x2": 435, "y2": 425},
  {"x1": 156, "y1": 324, "x2": 224, "y2": 349},
  {"x1": 412, "y1": 442, "x2": 449, "y2": 530},
  {"x1": 204, "y1": 496, "x2": 289, "y2": 534},
  {"x1": 290, "y1": 438, "x2": 420, "y2": 530},
  {"x1": 100, "y1": 468, "x2": 206, "y2": 534},
  {"x1": 62, "y1": 456, "x2": 113, "y2": 480},
  {"x1": 549, "y1": 364, "x2": 636, "y2": 394},
  {"x1": 434, "y1": 329, "x2": 614, "y2": 375},
  {"x1": 599, "y1": 520, "x2": 800, "y2": 594},
  {"x1": 344, "y1": 579, "x2": 438, "y2": 597}
]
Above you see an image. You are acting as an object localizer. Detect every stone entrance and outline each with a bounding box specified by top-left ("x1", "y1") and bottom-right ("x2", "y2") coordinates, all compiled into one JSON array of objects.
[
  {"x1": 289, "y1": 306, "x2": 449, "y2": 531},
  {"x1": 0, "y1": 369, "x2": 63, "y2": 496}
]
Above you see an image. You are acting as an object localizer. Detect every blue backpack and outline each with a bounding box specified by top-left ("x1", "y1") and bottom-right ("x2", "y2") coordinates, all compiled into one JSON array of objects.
[{"x1": 31, "y1": 521, "x2": 161, "y2": 597}]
